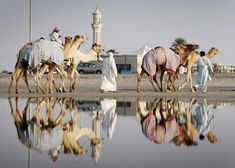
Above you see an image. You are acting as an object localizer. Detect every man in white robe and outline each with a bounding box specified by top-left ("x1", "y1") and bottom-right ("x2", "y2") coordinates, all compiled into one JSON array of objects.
[
  {"x1": 194, "y1": 51, "x2": 214, "y2": 92},
  {"x1": 100, "y1": 49, "x2": 118, "y2": 92},
  {"x1": 50, "y1": 27, "x2": 64, "y2": 49}
]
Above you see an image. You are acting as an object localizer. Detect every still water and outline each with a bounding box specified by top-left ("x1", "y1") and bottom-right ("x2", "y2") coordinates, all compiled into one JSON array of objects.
[{"x1": 0, "y1": 97, "x2": 235, "y2": 168}]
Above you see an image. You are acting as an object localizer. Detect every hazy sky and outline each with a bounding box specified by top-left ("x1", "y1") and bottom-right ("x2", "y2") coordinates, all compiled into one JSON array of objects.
[{"x1": 0, "y1": 0, "x2": 235, "y2": 71}]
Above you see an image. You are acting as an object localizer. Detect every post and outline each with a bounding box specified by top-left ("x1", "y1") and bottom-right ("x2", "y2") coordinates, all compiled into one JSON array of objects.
[{"x1": 29, "y1": 0, "x2": 32, "y2": 42}]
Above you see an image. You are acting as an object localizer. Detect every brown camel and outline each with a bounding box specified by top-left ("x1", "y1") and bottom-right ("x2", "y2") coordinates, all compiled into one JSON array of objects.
[
  {"x1": 178, "y1": 47, "x2": 219, "y2": 92},
  {"x1": 137, "y1": 44, "x2": 199, "y2": 92}
]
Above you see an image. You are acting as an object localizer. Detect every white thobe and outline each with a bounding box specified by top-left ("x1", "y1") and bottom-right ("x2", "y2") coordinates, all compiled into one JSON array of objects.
[
  {"x1": 196, "y1": 56, "x2": 214, "y2": 92},
  {"x1": 100, "y1": 52, "x2": 118, "y2": 92},
  {"x1": 100, "y1": 99, "x2": 117, "y2": 138},
  {"x1": 50, "y1": 31, "x2": 63, "y2": 48}
]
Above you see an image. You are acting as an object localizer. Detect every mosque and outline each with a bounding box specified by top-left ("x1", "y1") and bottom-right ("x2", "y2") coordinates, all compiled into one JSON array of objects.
[
  {"x1": 91, "y1": 8, "x2": 235, "y2": 74},
  {"x1": 91, "y1": 8, "x2": 149, "y2": 74}
]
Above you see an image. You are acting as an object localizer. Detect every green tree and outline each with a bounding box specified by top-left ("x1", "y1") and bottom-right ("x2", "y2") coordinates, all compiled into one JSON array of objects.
[{"x1": 171, "y1": 37, "x2": 187, "y2": 48}]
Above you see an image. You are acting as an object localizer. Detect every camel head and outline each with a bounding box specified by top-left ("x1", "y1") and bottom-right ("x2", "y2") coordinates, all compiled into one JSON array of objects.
[
  {"x1": 177, "y1": 44, "x2": 199, "y2": 65},
  {"x1": 73, "y1": 35, "x2": 88, "y2": 44},
  {"x1": 207, "y1": 47, "x2": 219, "y2": 59},
  {"x1": 92, "y1": 43, "x2": 105, "y2": 54},
  {"x1": 64, "y1": 36, "x2": 73, "y2": 44}
]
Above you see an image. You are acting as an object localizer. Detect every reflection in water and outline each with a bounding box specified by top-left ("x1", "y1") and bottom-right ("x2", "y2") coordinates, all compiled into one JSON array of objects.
[
  {"x1": 8, "y1": 97, "x2": 105, "y2": 163},
  {"x1": 7, "y1": 96, "x2": 235, "y2": 166},
  {"x1": 137, "y1": 98, "x2": 219, "y2": 146},
  {"x1": 100, "y1": 98, "x2": 117, "y2": 139}
]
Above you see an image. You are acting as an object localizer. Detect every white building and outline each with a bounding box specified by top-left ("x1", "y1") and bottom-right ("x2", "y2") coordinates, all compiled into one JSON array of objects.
[{"x1": 114, "y1": 45, "x2": 151, "y2": 74}]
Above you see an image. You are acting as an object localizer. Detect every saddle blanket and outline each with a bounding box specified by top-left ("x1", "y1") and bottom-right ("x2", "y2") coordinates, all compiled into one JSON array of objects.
[
  {"x1": 25, "y1": 39, "x2": 64, "y2": 69},
  {"x1": 141, "y1": 47, "x2": 180, "y2": 76}
]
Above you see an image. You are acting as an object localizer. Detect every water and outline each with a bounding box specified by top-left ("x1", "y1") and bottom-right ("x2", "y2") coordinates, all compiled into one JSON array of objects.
[{"x1": 0, "y1": 97, "x2": 235, "y2": 168}]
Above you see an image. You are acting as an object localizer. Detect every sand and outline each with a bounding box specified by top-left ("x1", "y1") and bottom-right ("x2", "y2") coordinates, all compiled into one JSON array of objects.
[{"x1": 1, "y1": 73, "x2": 235, "y2": 102}]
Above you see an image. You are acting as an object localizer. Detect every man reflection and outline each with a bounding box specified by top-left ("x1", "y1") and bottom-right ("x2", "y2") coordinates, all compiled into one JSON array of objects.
[
  {"x1": 193, "y1": 98, "x2": 219, "y2": 143},
  {"x1": 100, "y1": 98, "x2": 117, "y2": 139}
]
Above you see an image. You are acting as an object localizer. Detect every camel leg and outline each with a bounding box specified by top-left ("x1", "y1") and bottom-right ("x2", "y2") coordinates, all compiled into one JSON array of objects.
[
  {"x1": 33, "y1": 65, "x2": 47, "y2": 94},
  {"x1": 70, "y1": 68, "x2": 76, "y2": 92},
  {"x1": 9, "y1": 67, "x2": 23, "y2": 93},
  {"x1": 22, "y1": 68, "x2": 32, "y2": 93},
  {"x1": 48, "y1": 69, "x2": 54, "y2": 94},
  {"x1": 34, "y1": 72, "x2": 45, "y2": 93},
  {"x1": 153, "y1": 74, "x2": 161, "y2": 91},
  {"x1": 137, "y1": 71, "x2": 144, "y2": 92},
  {"x1": 44, "y1": 66, "x2": 54, "y2": 94},
  {"x1": 55, "y1": 66, "x2": 67, "y2": 92},
  {"x1": 189, "y1": 70, "x2": 196, "y2": 92},
  {"x1": 8, "y1": 73, "x2": 16, "y2": 93},
  {"x1": 15, "y1": 68, "x2": 25, "y2": 94},
  {"x1": 149, "y1": 76, "x2": 158, "y2": 92},
  {"x1": 71, "y1": 70, "x2": 80, "y2": 92},
  {"x1": 159, "y1": 71, "x2": 165, "y2": 92}
]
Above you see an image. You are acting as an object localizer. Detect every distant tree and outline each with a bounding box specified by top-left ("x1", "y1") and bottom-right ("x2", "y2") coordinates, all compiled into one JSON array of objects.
[{"x1": 171, "y1": 37, "x2": 187, "y2": 48}]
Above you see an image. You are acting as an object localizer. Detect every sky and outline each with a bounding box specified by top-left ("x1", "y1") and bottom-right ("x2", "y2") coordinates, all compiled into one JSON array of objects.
[{"x1": 0, "y1": 0, "x2": 235, "y2": 71}]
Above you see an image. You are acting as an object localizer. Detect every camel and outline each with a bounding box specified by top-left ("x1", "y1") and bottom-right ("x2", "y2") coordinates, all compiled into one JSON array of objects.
[
  {"x1": 66, "y1": 43, "x2": 104, "y2": 92},
  {"x1": 8, "y1": 43, "x2": 35, "y2": 94},
  {"x1": 38, "y1": 35, "x2": 88, "y2": 93},
  {"x1": 178, "y1": 47, "x2": 219, "y2": 92},
  {"x1": 137, "y1": 44, "x2": 199, "y2": 92},
  {"x1": 63, "y1": 99, "x2": 102, "y2": 155},
  {"x1": 8, "y1": 35, "x2": 86, "y2": 94}
]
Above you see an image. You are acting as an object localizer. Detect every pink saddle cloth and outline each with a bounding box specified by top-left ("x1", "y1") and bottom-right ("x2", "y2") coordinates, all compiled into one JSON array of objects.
[{"x1": 141, "y1": 47, "x2": 180, "y2": 76}]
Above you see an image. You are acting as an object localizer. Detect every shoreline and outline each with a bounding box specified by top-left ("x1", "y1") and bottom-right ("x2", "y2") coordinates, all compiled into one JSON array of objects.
[{"x1": 1, "y1": 73, "x2": 235, "y2": 101}]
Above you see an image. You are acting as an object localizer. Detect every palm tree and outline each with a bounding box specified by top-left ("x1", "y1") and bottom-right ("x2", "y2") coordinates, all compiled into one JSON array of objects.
[{"x1": 171, "y1": 37, "x2": 187, "y2": 48}]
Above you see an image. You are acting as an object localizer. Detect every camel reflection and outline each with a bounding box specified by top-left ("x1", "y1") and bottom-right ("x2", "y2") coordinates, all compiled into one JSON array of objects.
[
  {"x1": 63, "y1": 98, "x2": 102, "y2": 157},
  {"x1": 137, "y1": 98, "x2": 219, "y2": 146},
  {"x1": 8, "y1": 97, "x2": 103, "y2": 162}
]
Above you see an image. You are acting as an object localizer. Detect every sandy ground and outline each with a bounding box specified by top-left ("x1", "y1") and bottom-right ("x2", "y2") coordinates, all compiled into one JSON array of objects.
[{"x1": 1, "y1": 73, "x2": 235, "y2": 101}]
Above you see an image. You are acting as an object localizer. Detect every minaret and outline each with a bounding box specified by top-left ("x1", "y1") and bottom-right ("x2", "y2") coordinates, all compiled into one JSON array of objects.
[{"x1": 91, "y1": 7, "x2": 102, "y2": 44}]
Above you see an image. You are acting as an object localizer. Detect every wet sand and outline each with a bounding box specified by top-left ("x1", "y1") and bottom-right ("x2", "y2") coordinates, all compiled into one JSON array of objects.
[{"x1": 1, "y1": 73, "x2": 235, "y2": 101}]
